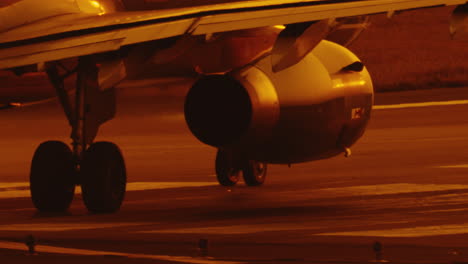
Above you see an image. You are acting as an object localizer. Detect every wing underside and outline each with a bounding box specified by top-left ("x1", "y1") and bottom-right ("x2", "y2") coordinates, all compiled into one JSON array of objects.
[{"x1": 0, "y1": 0, "x2": 466, "y2": 69}]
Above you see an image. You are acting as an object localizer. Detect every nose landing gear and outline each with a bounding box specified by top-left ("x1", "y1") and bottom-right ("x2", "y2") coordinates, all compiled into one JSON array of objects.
[
  {"x1": 215, "y1": 149, "x2": 241, "y2": 186},
  {"x1": 243, "y1": 160, "x2": 267, "y2": 186},
  {"x1": 215, "y1": 149, "x2": 268, "y2": 187}
]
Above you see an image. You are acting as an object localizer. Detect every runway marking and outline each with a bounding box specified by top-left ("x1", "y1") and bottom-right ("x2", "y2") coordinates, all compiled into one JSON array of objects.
[
  {"x1": 0, "y1": 182, "x2": 29, "y2": 199},
  {"x1": 0, "y1": 182, "x2": 217, "y2": 199},
  {"x1": 436, "y1": 164, "x2": 468, "y2": 169},
  {"x1": 374, "y1": 99, "x2": 468, "y2": 110},
  {"x1": 139, "y1": 224, "x2": 313, "y2": 235},
  {"x1": 427, "y1": 208, "x2": 468, "y2": 213},
  {"x1": 125, "y1": 182, "x2": 217, "y2": 191},
  {"x1": 0, "y1": 241, "x2": 243, "y2": 264},
  {"x1": 138, "y1": 221, "x2": 417, "y2": 235},
  {"x1": 314, "y1": 183, "x2": 468, "y2": 197},
  {"x1": 2, "y1": 182, "x2": 465, "y2": 200},
  {"x1": 316, "y1": 223, "x2": 468, "y2": 237},
  {"x1": 0, "y1": 223, "x2": 149, "y2": 232}
]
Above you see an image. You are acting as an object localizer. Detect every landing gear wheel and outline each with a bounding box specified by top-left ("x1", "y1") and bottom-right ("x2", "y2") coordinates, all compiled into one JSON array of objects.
[
  {"x1": 30, "y1": 141, "x2": 76, "y2": 212},
  {"x1": 81, "y1": 142, "x2": 126, "y2": 213},
  {"x1": 215, "y1": 149, "x2": 240, "y2": 186},
  {"x1": 243, "y1": 161, "x2": 267, "y2": 186}
]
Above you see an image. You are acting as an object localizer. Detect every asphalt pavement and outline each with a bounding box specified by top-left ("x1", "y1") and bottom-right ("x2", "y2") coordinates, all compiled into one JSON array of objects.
[{"x1": 1, "y1": 86, "x2": 468, "y2": 263}]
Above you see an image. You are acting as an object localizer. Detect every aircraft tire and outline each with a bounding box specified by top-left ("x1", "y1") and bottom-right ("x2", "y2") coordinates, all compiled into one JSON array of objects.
[
  {"x1": 215, "y1": 149, "x2": 240, "y2": 186},
  {"x1": 30, "y1": 141, "x2": 76, "y2": 212},
  {"x1": 242, "y1": 161, "x2": 267, "y2": 186},
  {"x1": 81, "y1": 142, "x2": 126, "y2": 214}
]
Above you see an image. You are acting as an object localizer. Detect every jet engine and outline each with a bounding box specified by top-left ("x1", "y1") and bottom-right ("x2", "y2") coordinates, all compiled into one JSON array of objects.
[{"x1": 185, "y1": 40, "x2": 373, "y2": 164}]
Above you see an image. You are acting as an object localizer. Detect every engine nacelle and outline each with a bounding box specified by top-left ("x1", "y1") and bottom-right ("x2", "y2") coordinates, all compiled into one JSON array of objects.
[{"x1": 185, "y1": 40, "x2": 373, "y2": 164}]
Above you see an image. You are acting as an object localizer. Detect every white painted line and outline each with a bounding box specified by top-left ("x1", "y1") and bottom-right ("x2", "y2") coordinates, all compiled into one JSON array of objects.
[
  {"x1": 139, "y1": 224, "x2": 313, "y2": 235},
  {"x1": 0, "y1": 182, "x2": 30, "y2": 199},
  {"x1": 314, "y1": 183, "x2": 468, "y2": 197},
  {"x1": 436, "y1": 164, "x2": 468, "y2": 169},
  {"x1": 126, "y1": 182, "x2": 217, "y2": 191},
  {"x1": 316, "y1": 223, "x2": 468, "y2": 238},
  {"x1": 2, "y1": 183, "x2": 465, "y2": 202},
  {"x1": 0, "y1": 183, "x2": 29, "y2": 188},
  {"x1": 374, "y1": 100, "x2": 468, "y2": 110},
  {"x1": 0, "y1": 241, "x2": 243, "y2": 264},
  {"x1": 0, "y1": 222, "x2": 150, "y2": 232},
  {"x1": 0, "y1": 182, "x2": 218, "y2": 199}
]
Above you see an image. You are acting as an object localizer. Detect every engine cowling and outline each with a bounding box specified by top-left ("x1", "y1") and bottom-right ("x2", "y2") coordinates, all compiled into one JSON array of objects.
[{"x1": 185, "y1": 40, "x2": 373, "y2": 164}]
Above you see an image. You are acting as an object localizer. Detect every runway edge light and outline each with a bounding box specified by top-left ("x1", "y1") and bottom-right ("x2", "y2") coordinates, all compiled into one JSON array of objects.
[{"x1": 25, "y1": 234, "x2": 36, "y2": 255}]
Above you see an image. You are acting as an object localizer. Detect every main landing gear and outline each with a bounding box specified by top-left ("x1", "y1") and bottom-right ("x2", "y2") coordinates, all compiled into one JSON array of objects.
[
  {"x1": 30, "y1": 56, "x2": 126, "y2": 214},
  {"x1": 215, "y1": 149, "x2": 267, "y2": 187}
]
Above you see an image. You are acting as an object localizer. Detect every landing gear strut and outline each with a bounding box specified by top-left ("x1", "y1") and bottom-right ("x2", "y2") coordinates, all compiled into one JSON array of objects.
[
  {"x1": 215, "y1": 149, "x2": 268, "y2": 187},
  {"x1": 30, "y1": 56, "x2": 126, "y2": 213}
]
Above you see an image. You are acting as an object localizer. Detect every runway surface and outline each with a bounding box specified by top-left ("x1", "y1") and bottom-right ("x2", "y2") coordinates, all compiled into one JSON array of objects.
[{"x1": 1, "y1": 85, "x2": 468, "y2": 263}]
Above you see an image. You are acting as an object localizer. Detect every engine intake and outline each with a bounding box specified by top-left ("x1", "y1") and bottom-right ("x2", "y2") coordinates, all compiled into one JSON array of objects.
[
  {"x1": 185, "y1": 68, "x2": 280, "y2": 147},
  {"x1": 185, "y1": 75, "x2": 252, "y2": 146}
]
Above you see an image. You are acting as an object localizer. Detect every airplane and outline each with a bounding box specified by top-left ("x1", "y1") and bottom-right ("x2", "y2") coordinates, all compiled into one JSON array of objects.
[{"x1": 0, "y1": 0, "x2": 467, "y2": 214}]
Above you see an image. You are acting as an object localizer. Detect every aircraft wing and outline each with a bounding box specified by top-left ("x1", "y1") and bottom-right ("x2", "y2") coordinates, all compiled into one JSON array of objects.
[{"x1": 0, "y1": 0, "x2": 466, "y2": 70}]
